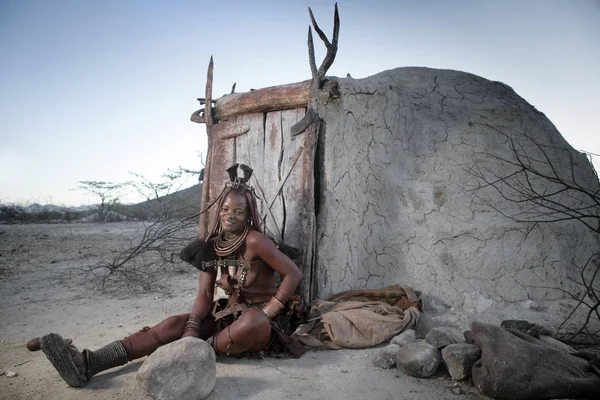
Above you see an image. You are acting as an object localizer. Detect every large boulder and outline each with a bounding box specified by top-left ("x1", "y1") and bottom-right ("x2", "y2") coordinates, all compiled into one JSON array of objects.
[
  {"x1": 315, "y1": 67, "x2": 599, "y2": 306},
  {"x1": 136, "y1": 337, "x2": 216, "y2": 400}
]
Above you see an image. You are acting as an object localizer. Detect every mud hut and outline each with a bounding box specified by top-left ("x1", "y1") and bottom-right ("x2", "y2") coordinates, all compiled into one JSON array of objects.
[{"x1": 191, "y1": 6, "x2": 600, "y2": 315}]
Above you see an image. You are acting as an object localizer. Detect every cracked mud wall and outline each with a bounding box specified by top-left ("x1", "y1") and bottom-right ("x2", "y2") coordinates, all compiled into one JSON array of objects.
[{"x1": 314, "y1": 67, "x2": 599, "y2": 306}]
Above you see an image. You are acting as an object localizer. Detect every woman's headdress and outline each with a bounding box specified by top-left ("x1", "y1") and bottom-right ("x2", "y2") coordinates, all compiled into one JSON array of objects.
[{"x1": 226, "y1": 163, "x2": 253, "y2": 189}]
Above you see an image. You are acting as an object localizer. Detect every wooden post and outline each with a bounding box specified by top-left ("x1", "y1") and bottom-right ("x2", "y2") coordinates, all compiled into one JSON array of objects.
[{"x1": 198, "y1": 56, "x2": 214, "y2": 238}]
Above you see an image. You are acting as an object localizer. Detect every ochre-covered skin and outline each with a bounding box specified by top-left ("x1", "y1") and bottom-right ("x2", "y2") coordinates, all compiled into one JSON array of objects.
[{"x1": 185, "y1": 191, "x2": 303, "y2": 354}]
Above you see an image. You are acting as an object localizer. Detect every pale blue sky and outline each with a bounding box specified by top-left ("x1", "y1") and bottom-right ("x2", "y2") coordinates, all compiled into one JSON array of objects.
[{"x1": 1, "y1": 0, "x2": 599, "y2": 206}]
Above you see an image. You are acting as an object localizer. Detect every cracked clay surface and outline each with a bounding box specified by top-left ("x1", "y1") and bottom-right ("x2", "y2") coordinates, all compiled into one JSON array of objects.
[{"x1": 314, "y1": 67, "x2": 599, "y2": 310}]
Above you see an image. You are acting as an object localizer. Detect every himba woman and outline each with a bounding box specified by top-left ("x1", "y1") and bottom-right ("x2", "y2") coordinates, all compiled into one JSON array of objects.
[{"x1": 34, "y1": 163, "x2": 304, "y2": 388}]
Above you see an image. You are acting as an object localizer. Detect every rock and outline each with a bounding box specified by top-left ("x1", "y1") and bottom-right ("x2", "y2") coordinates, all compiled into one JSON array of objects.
[
  {"x1": 372, "y1": 344, "x2": 401, "y2": 369},
  {"x1": 538, "y1": 335, "x2": 576, "y2": 354},
  {"x1": 425, "y1": 327, "x2": 463, "y2": 349},
  {"x1": 500, "y1": 319, "x2": 532, "y2": 332},
  {"x1": 6, "y1": 371, "x2": 18, "y2": 378},
  {"x1": 396, "y1": 341, "x2": 442, "y2": 378},
  {"x1": 500, "y1": 319, "x2": 551, "y2": 338},
  {"x1": 414, "y1": 313, "x2": 434, "y2": 339},
  {"x1": 137, "y1": 337, "x2": 216, "y2": 400},
  {"x1": 441, "y1": 343, "x2": 482, "y2": 380},
  {"x1": 390, "y1": 330, "x2": 417, "y2": 347}
]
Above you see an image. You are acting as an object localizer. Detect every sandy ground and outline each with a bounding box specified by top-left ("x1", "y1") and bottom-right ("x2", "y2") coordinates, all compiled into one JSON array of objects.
[{"x1": 0, "y1": 222, "x2": 591, "y2": 400}]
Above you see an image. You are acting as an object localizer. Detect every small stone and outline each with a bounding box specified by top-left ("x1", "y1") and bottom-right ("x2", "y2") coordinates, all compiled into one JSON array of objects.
[
  {"x1": 390, "y1": 330, "x2": 416, "y2": 347},
  {"x1": 137, "y1": 337, "x2": 216, "y2": 400},
  {"x1": 441, "y1": 343, "x2": 482, "y2": 380},
  {"x1": 500, "y1": 319, "x2": 531, "y2": 331},
  {"x1": 452, "y1": 386, "x2": 462, "y2": 395},
  {"x1": 396, "y1": 341, "x2": 442, "y2": 378},
  {"x1": 426, "y1": 327, "x2": 463, "y2": 349},
  {"x1": 415, "y1": 313, "x2": 434, "y2": 338},
  {"x1": 6, "y1": 371, "x2": 18, "y2": 377},
  {"x1": 373, "y1": 344, "x2": 401, "y2": 369}
]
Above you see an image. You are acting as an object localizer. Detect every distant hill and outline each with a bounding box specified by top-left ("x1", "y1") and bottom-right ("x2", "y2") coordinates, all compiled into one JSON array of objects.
[
  {"x1": 24, "y1": 203, "x2": 66, "y2": 213},
  {"x1": 0, "y1": 184, "x2": 203, "y2": 223},
  {"x1": 118, "y1": 183, "x2": 203, "y2": 220}
]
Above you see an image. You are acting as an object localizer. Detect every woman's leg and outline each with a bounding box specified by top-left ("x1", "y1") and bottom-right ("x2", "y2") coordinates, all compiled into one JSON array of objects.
[
  {"x1": 121, "y1": 313, "x2": 189, "y2": 359},
  {"x1": 212, "y1": 308, "x2": 271, "y2": 355},
  {"x1": 40, "y1": 313, "x2": 216, "y2": 387}
]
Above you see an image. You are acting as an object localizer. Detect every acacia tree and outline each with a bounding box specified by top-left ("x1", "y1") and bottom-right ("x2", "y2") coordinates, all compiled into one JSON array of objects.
[
  {"x1": 127, "y1": 167, "x2": 202, "y2": 220},
  {"x1": 75, "y1": 167, "x2": 203, "y2": 293},
  {"x1": 467, "y1": 123, "x2": 600, "y2": 343},
  {"x1": 75, "y1": 181, "x2": 124, "y2": 223}
]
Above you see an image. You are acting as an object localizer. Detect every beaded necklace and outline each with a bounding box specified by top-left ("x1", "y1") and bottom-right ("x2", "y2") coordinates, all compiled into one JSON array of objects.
[{"x1": 214, "y1": 225, "x2": 249, "y2": 257}]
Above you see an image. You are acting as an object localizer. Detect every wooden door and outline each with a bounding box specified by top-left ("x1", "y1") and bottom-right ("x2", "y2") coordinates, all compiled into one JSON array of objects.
[{"x1": 200, "y1": 108, "x2": 317, "y2": 302}]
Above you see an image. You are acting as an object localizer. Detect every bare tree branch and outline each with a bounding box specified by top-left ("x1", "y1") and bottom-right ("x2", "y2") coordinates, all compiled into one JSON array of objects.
[{"x1": 465, "y1": 124, "x2": 600, "y2": 343}]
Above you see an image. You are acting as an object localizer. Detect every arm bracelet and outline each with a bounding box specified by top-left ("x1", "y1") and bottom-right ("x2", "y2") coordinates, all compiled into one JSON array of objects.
[
  {"x1": 183, "y1": 315, "x2": 203, "y2": 334},
  {"x1": 262, "y1": 297, "x2": 285, "y2": 319}
]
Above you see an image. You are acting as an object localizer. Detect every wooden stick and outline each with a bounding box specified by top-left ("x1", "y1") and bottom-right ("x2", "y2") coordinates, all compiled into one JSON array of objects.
[
  {"x1": 199, "y1": 56, "x2": 215, "y2": 237},
  {"x1": 251, "y1": 176, "x2": 282, "y2": 240},
  {"x1": 268, "y1": 146, "x2": 304, "y2": 210},
  {"x1": 205, "y1": 56, "x2": 214, "y2": 129}
]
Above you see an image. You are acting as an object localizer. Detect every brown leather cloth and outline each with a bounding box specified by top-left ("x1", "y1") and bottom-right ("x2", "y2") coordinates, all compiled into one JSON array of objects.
[
  {"x1": 214, "y1": 283, "x2": 423, "y2": 355},
  {"x1": 327, "y1": 284, "x2": 422, "y2": 311},
  {"x1": 468, "y1": 321, "x2": 600, "y2": 400},
  {"x1": 292, "y1": 300, "x2": 420, "y2": 349}
]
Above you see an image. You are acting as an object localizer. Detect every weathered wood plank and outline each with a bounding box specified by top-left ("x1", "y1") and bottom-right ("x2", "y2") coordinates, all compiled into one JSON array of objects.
[
  {"x1": 212, "y1": 121, "x2": 250, "y2": 140},
  {"x1": 281, "y1": 108, "x2": 316, "y2": 301},
  {"x1": 214, "y1": 81, "x2": 310, "y2": 121},
  {"x1": 262, "y1": 111, "x2": 284, "y2": 239},
  {"x1": 235, "y1": 112, "x2": 265, "y2": 172}
]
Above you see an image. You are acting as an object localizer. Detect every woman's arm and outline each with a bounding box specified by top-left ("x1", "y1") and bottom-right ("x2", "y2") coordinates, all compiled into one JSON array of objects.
[
  {"x1": 182, "y1": 269, "x2": 217, "y2": 338},
  {"x1": 190, "y1": 269, "x2": 217, "y2": 318},
  {"x1": 246, "y1": 231, "x2": 303, "y2": 304}
]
